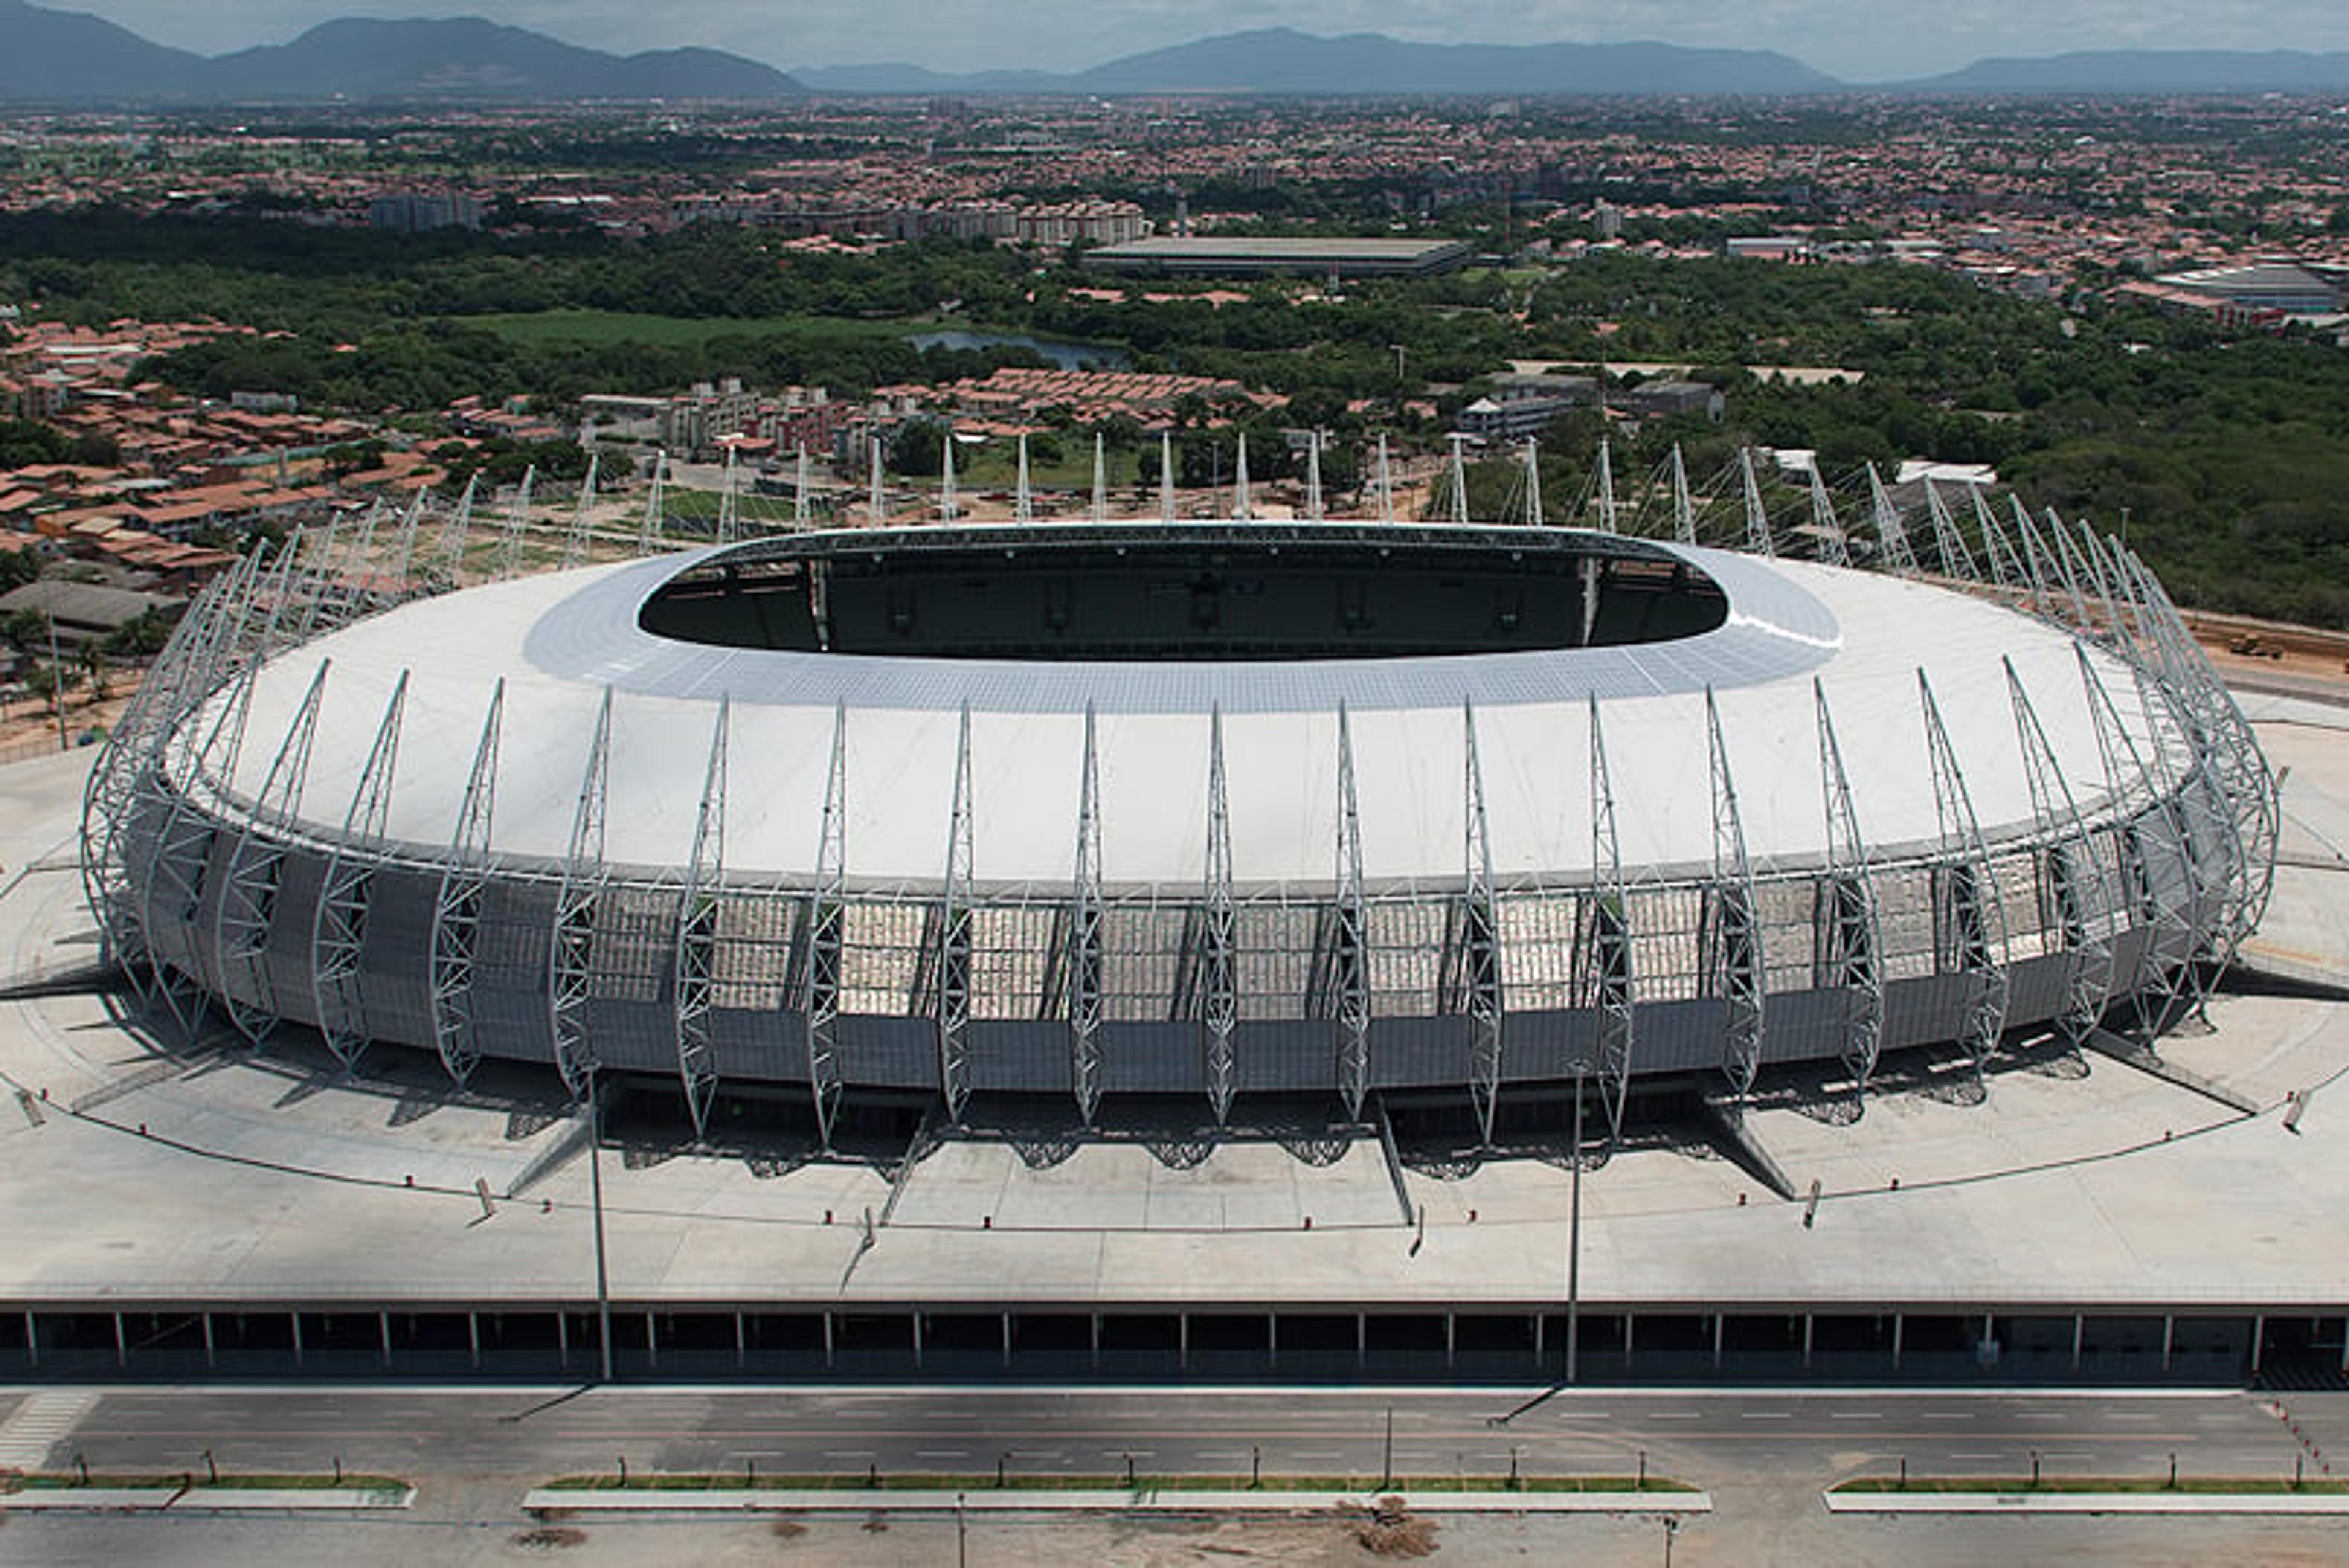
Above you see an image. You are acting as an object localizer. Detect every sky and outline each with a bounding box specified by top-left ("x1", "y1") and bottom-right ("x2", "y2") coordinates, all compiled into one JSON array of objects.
[{"x1": 57, "y1": 0, "x2": 2349, "y2": 84}]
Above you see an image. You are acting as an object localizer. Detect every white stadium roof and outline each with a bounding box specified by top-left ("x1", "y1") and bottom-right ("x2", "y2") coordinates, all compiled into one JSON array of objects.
[{"x1": 190, "y1": 530, "x2": 2169, "y2": 896}]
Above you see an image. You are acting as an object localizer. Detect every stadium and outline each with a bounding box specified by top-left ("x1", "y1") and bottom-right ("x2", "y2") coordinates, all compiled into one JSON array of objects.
[{"x1": 78, "y1": 474, "x2": 2279, "y2": 1156}]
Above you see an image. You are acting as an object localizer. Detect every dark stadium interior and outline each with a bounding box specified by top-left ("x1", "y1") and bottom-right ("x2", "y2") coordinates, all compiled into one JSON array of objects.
[{"x1": 637, "y1": 527, "x2": 1731, "y2": 660}]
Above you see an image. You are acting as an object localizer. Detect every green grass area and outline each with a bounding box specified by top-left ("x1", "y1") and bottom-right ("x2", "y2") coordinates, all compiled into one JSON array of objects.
[
  {"x1": 456, "y1": 310, "x2": 929, "y2": 348},
  {"x1": 7, "y1": 1471, "x2": 407, "y2": 1493},
  {"x1": 1835, "y1": 1475, "x2": 2349, "y2": 1496},
  {"x1": 546, "y1": 1471, "x2": 1696, "y2": 1495}
]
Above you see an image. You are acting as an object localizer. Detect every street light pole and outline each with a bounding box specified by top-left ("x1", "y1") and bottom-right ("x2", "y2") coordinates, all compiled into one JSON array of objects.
[
  {"x1": 46, "y1": 611, "x2": 67, "y2": 754},
  {"x1": 587, "y1": 1073, "x2": 614, "y2": 1384},
  {"x1": 1567, "y1": 1073, "x2": 1583, "y2": 1386}
]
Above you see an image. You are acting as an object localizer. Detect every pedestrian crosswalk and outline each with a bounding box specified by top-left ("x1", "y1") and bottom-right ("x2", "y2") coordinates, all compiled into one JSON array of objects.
[{"x1": 0, "y1": 1391, "x2": 100, "y2": 1470}]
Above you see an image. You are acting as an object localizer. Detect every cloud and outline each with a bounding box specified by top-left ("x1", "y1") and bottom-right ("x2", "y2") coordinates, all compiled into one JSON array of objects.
[{"x1": 58, "y1": 0, "x2": 2349, "y2": 81}]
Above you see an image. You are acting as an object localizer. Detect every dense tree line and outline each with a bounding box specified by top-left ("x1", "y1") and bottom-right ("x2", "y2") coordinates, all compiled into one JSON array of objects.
[{"x1": 9, "y1": 211, "x2": 2349, "y2": 626}]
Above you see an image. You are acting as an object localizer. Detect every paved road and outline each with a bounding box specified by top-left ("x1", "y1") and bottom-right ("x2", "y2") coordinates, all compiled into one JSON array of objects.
[
  {"x1": 7, "y1": 1385, "x2": 2349, "y2": 1567},
  {"x1": 35, "y1": 1384, "x2": 2321, "y2": 1489}
]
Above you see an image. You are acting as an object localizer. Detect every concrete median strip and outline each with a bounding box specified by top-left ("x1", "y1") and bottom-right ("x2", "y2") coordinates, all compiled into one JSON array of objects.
[
  {"x1": 523, "y1": 1485, "x2": 1711, "y2": 1516},
  {"x1": 1, "y1": 1479, "x2": 415, "y2": 1514},
  {"x1": 1827, "y1": 1488, "x2": 2349, "y2": 1515},
  {"x1": 1822, "y1": 1495, "x2": 2349, "y2": 1514},
  {"x1": 4, "y1": 1487, "x2": 415, "y2": 1512}
]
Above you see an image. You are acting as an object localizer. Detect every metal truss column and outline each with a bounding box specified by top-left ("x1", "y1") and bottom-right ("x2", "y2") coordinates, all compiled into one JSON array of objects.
[
  {"x1": 1921, "y1": 479, "x2": 1978, "y2": 581},
  {"x1": 1865, "y1": 464, "x2": 1917, "y2": 574},
  {"x1": 674, "y1": 697, "x2": 730, "y2": 1139},
  {"x1": 1965, "y1": 486, "x2": 2020, "y2": 592},
  {"x1": 937, "y1": 705, "x2": 976, "y2": 1122},
  {"x1": 434, "y1": 474, "x2": 478, "y2": 585},
  {"x1": 1701, "y1": 689, "x2": 1765, "y2": 1097},
  {"x1": 801, "y1": 702, "x2": 849, "y2": 1147},
  {"x1": 2016, "y1": 504, "x2": 2091, "y2": 631},
  {"x1": 1201, "y1": 706, "x2": 1239, "y2": 1124},
  {"x1": 1919, "y1": 670, "x2": 2011, "y2": 1072},
  {"x1": 2126, "y1": 550, "x2": 2278, "y2": 951},
  {"x1": 146, "y1": 660, "x2": 261, "y2": 1036},
  {"x1": 560, "y1": 454, "x2": 599, "y2": 570},
  {"x1": 1670, "y1": 444, "x2": 1696, "y2": 547},
  {"x1": 1808, "y1": 467, "x2": 1849, "y2": 568},
  {"x1": 2129, "y1": 658, "x2": 2235, "y2": 974},
  {"x1": 387, "y1": 486, "x2": 429, "y2": 596},
  {"x1": 428, "y1": 680, "x2": 505, "y2": 1086},
  {"x1": 2007, "y1": 658, "x2": 2120, "y2": 1044},
  {"x1": 1592, "y1": 439, "x2": 1617, "y2": 533},
  {"x1": 1331, "y1": 704, "x2": 1371, "y2": 1121},
  {"x1": 1739, "y1": 447, "x2": 1775, "y2": 557},
  {"x1": 2048, "y1": 515, "x2": 2123, "y2": 639},
  {"x1": 81, "y1": 561, "x2": 242, "y2": 985},
  {"x1": 1813, "y1": 680, "x2": 1884, "y2": 1091},
  {"x1": 1069, "y1": 705, "x2": 1106, "y2": 1124},
  {"x1": 494, "y1": 465, "x2": 535, "y2": 581},
  {"x1": 637, "y1": 454, "x2": 667, "y2": 557},
  {"x1": 1457, "y1": 702, "x2": 1504, "y2": 1145},
  {"x1": 309, "y1": 672, "x2": 409, "y2": 1068},
  {"x1": 286, "y1": 518, "x2": 344, "y2": 647},
  {"x1": 549, "y1": 687, "x2": 614, "y2": 1098},
  {"x1": 1578, "y1": 696, "x2": 1634, "y2": 1140},
  {"x1": 214, "y1": 659, "x2": 330, "y2": 1044},
  {"x1": 2077, "y1": 648, "x2": 2202, "y2": 1027}
]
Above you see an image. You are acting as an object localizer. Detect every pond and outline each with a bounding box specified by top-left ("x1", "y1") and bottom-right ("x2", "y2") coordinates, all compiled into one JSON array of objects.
[{"x1": 907, "y1": 329, "x2": 1131, "y2": 371}]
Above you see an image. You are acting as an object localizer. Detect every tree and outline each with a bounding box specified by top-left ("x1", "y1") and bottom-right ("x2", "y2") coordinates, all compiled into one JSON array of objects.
[{"x1": 887, "y1": 421, "x2": 945, "y2": 479}]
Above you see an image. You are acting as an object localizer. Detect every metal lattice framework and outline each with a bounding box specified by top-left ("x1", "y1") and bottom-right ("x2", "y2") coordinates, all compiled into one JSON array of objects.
[
  {"x1": 1069, "y1": 705, "x2": 1107, "y2": 1124},
  {"x1": 1700, "y1": 688, "x2": 1765, "y2": 1097},
  {"x1": 1453, "y1": 702, "x2": 1504, "y2": 1144},
  {"x1": 549, "y1": 686, "x2": 614, "y2": 1098},
  {"x1": 310, "y1": 672, "x2": 407, "y2": 1069},
  {"x1": 1327, "y1": 704, "x2": 1372, "y2": 1121},
  {"x1": 1920, "y1": 669, "x2": 2011, "y2": 1072},
  {"x1": 428, "y1": 680, "x2": 504, "y2": 1086},
  {"x1": 674, "y1": 697, "x2": 729, "y2": 1139},
  {"x1": 1866, "y1": 464, "x2": 1917, "y2": 574},
  {"x1": 1813, "y1": 679, "x2": 1884, "y2": 1091},
  {"x1": 2007, "y1": 656, "x2": 2120, "y2": 1045},
  {"x1": 937, "y1": 704, "x2": 976, "y2": 1122},
  {"x1": 212, "y1": 658, "x2": 328, "y2": 1044},
  {"x1": 803, "y1": 702, "x2": 849, "y2": 1146},
  {"x1": 88, "y1": 439, "x2": 2282, "y2": 1140},
  {"x1": 1577, "y1": 694, "x2": 1635, "y2": 1140},
  {"x1": 1200, "y1": 704, "x2": 1239, "y2": 1124}
]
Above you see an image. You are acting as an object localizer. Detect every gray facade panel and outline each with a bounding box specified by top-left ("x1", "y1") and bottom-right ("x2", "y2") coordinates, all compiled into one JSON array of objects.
[
  {"x1": 712, "y1": 1007, "x2": 809, "y2": 1083},
  {"x1": 1370, "y1": 1016, "x2": 1472, "y2": 1090},
  {"x1": 837, "y1": 1017, "x2": 940, "y2": 1088},
  {"x1": 1234, "y1": 1020, "x2": 1337, "y2": 1093},
  {"x1": 1100, "y1": 1021, "x2": 1203, "y2": 1094},
  {"x1": 1499, "y1": 1010, "x2": 1597, "y2": 1082}
]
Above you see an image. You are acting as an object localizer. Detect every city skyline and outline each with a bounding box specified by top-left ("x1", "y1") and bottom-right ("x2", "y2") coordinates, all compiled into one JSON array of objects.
[{"x1": 49, "y1": 0, "x2": 2349, "y2": 86}]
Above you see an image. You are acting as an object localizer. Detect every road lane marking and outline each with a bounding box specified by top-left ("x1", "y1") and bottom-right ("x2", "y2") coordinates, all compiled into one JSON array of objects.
[
  {"x1": 0, "y1": 1392, "x2": 102, "y2": 1470},
  {"x1": 1829, "y1": 1412, "x2": 1883, "y2": 1421}
]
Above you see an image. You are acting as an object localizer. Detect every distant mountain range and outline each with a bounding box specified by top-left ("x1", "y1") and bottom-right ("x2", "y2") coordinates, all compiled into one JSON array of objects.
[
  {"x1": 797, "y1": 29, "x2": 1835, "y2": 96},
  {"x1": 1903, "y1": 49, "x2": 2349, "y2": 94},
  {"x1": 0, "y1": 2, "x2": 806, "y2": 100},
  {"x1": 6, "y1": 2, "x2": 2349, "y2": 103}
]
